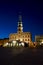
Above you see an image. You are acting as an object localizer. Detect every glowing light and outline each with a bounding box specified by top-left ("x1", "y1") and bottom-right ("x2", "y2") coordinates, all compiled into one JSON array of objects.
[
  {"x1": 20, "y1": 38, "x2": 22, "y2": 41},
  {"x1": 11, "y1": 43, "x2": 12, "y2": 46},
  {"x1": 12, "y1": 41, "x2": 16, "y2": 44},
  {"x1": 3, "y1": 43, "x2": 8, "y2": 47},
  {"x1": 19, "y1": 43, "x2": 22, "y2": 46},
  {"x1": 16, "y1": 43, "x2": 18, "y2": 46},
  {"x1": 16, "y1": 39, "x2": 18, "y2": 40},
  {"x1": 12, "y1": 41, "x2": 16, "y2": 46},
  {"x1": 19, "y1": 42, "x2": 24, "y2": 46},
  {"x1": 40, "y1": 41, "x2": 43, "y2": 45},
  {"x1": 21, "y1": 42, "x2": 24, "y2": 46}
]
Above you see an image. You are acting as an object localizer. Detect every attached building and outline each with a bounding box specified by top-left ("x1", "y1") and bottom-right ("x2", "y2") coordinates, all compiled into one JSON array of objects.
[{"x1": 35, "y1": 35, "x2": 43, "y2": 45}]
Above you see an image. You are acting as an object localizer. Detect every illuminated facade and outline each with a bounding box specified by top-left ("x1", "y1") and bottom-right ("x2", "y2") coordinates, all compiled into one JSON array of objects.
[
  {"x1": 35, "y1": 35, "x2": 43, "y2": 45},
  {"x1": 9, "y1": 15, "x2": 32, "y2": 46},
  {"x1": 0, "y1": 38, "x2": 9, "y2": 46}
]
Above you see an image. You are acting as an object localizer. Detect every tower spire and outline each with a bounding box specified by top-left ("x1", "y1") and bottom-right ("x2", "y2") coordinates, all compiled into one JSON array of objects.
[
  {"x1": 19, "y1": 15, "x2": 22, "y2": 22},
  {"x1": 17, "y1": 15, "x2": 23, "y2": 33}
]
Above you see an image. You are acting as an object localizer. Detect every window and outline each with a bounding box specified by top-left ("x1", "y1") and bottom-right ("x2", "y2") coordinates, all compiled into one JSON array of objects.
[
  {"x1": 23, "y1": 35, "x2": 28, "y2": 38},
  {"x1": 19, "y1": 25, "x2": 21, "y2": 27},
  {"x1": 25, "y1": 39, "x2": 27, "y2": 41},
  {"x1": 23, "y1": 36, "x2": 24, "y2": 38},
  {"x1": 23, "y1": 39, "x2": 24, "y2": 41},
  {"x1": 28, "y1": 39, "x2": 29, "y2": 41},
  {"x1": 28, "y1": 35, "x2": 29, "y2": 37},
  {"x1": 15, "y1": 36, "x2": 16, "y2": 39}
]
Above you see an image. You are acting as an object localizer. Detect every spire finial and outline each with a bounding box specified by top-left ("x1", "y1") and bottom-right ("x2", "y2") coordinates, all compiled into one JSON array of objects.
[{"x1": 18, "y1": 12, "x2": 22, "y2": 22}]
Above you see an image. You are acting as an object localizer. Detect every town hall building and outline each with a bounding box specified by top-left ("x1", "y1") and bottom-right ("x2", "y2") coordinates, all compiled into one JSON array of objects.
[{"x1": 9, "y1": 15, "x2": 32, "y2": 46}]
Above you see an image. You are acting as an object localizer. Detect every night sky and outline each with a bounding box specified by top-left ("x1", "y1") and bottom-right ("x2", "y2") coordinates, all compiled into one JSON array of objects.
[{"x1": 0, "y1": 0, "x2": 43, "y2": 41}]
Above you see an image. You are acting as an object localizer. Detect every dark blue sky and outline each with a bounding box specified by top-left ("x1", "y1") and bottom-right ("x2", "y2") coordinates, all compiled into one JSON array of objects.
[{"x1": 0, "y1": 0, "x2": 43, "y2": 41}]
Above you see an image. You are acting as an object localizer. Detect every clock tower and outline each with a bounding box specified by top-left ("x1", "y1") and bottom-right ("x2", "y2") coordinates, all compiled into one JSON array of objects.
[{"x1": 17, "y1": 15, "x2": 23, "y2": 33}]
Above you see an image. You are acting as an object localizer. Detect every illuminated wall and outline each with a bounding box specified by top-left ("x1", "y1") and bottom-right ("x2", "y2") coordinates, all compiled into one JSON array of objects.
[
  {"x1": 9, "y1": 32, "x2": 32, "y2": 44},
  {"x1": 35, "y1": 35, "x2": 43, "y2": 44}
]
